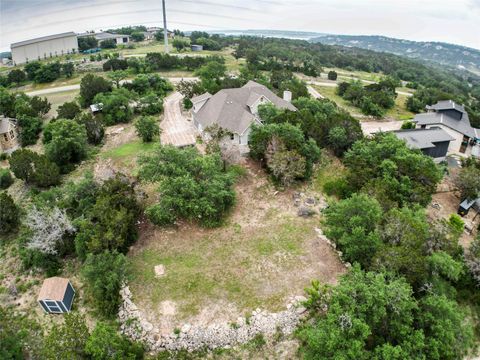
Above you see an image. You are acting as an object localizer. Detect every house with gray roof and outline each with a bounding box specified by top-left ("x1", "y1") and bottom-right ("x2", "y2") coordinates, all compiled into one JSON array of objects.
[
  {"x1": 393, "y1": 127, "x2": 454, "y2": 162},
  {"x1": 413, "y1": 100, "x2": 480, "y2": 157},
  {"x1": 191, "y1": 81, "x2": 296, "y2": 149},
  {"x1": 77, "y1": 32, "x2": 130, "y2": 46}
]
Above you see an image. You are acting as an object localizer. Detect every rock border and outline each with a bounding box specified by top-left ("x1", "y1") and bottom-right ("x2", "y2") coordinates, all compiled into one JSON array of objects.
[{"x1": 118, "y1": 286, "x2": 307, "y2": 352}]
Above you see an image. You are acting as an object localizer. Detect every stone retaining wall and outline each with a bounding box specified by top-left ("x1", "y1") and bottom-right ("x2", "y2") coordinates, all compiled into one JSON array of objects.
[{"x1": 118, "y1": 286, "x2": 307, "y2": 352}]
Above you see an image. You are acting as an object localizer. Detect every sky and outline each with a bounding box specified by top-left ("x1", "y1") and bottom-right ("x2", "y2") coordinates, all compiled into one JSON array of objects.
[{"x1": 1, "y1": 0, "x2": 479, "y2": 52}]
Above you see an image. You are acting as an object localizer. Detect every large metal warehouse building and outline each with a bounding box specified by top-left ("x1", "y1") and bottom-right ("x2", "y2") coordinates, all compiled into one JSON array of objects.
[{"x1": 11, "y1": 32, "x2": 78, "y2": 65}]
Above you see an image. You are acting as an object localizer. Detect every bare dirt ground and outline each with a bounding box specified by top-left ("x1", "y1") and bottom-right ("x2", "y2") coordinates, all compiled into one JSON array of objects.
[
  {"x1": 128, "y1": 161, "x2": 346, "y2": 334},
  {"x1": 360, "y1": 119, "x2": 403, "y2": 136},
  {"x1": 428, "y1": 172, "x2": 479, "y2": 248}
]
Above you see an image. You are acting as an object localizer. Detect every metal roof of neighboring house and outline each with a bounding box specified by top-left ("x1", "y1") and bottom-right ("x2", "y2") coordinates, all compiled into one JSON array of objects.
[
  {"x1": 413, "y1": 112, "x2": 477, "y2": 139},
  {"x1": 11, "y1": 32, "x2": 77, "y2": 48},
  {"x1": 0, "y1": 116, "x2": 15, "y2": 134},
  {"x1": 191, "y1": 92, "x2": 212, "y2": 103},
  {"x1": 78, "y1": 32, "x2": 129, "y2": 40},
  {"x1": 426, "y1": 100, "x2": 466, "y2": 114},
  {"x1": 38, "y1": 277, "x2": 71, "y2": 301},
  {"x1": 393, "y1": 127, "x2": 455, "y2": 150},
  {"x1": 193, "y1": 81, "x2": 296, "y2": 135}
]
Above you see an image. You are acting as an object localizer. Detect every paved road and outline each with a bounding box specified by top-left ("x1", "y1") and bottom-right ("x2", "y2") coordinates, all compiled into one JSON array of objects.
[
  {"x1": 307, "y1": 85, "x2": 324, "y2": 99},
  {"x1": 25, "y1": 77, "x2": 199, "y2": 96},
  {"x1": 160, "y1": 92, "x2": 198, "y2": 147}
]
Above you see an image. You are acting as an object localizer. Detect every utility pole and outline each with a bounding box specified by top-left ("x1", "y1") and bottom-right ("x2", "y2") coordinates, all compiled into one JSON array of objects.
[{"x1": 162, "y1": 0, "x2": 169, "y2": 53}]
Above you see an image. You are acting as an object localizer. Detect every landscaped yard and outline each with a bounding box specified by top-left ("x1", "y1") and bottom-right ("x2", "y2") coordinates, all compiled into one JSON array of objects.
[{"x1": 128, "y1": 162, "x2": 346, "y2": 333}]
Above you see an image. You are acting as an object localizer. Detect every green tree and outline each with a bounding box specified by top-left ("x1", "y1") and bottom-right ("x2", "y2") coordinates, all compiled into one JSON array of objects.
[
  {"x1": 454, "y1": 165, "x2": 480, "y2": 200},
  {"x1": 79, "y1": 73, "x2": 112, "y2": 107},
  {"x1": 7, "y1": 69, "x2": 26, "y2": 85},
  {"x1": 298, "y1": 267, "x2": 425, "y2": 359},
  {"x1": 0, "y1": 169, "x2": 13, "y2": 189},
  {"x1": 0, "y1": 192, "x2": 19, "y2": 234},
  {"x1": 107, "y1": 70, "x2": 128, "y2": 88},
  {"x1": 323, "y1": 193, "x2": 382, "y2": 268},
  {"x1": 100, "y1": 39, "x2": 117, "y2": 49},
  {"x1": 24, "y1": 61, "x2": 42, "y2": 81},
  {"x1": 130, "y1": 31, "x2": 145, "y2": 42},
  {"x1": 44, "y1": 119, "x2": 88, "y2": 172},
  {"x1": 57, "y1": 101, "x2": 81, "y2": 119},
  {"x1": 9, "y1": 148, "x2": 60, "y2": 187},
  {"x1": 327, "y1": 70, "x2": 337, "y2": 80},
  {"x1": 62, "y1": 62, "x2": 75, "y2": 78},
  {"x1": 17, "y1": 116, "x2": 43, "y2": 146},
  {"x1": 93, "y1": 88, "x2": 133, "y2": 125},
  {"x1": 81, "y1": 251, "x2": 127, "y2": 317},
  {"x1": 85, "y1": 322, "x2": 144, "y2": 359},
  {"x1": 134, "y1": 115, "x2": 160, "y2": 142},
  {"x1": 42, "y1": 312, "x2": 89, "y2": 360},
  {"x1": 344, "y1": 133, "x2": 442, "y2": 208},
  {"x1": 139, "y1": 146, "x2": 236, "y2": 227},
  {"x1": 78, "y1": 36, "x2": 98, "y2": 51},
  {"x1": 75, "y1": 112, "x2": 105, "y2": 145}
]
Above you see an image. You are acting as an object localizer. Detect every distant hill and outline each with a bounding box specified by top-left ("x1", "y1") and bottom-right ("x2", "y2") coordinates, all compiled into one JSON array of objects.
[{"x1": 310, "y1": 35, "x2": 480, "y2": 73}]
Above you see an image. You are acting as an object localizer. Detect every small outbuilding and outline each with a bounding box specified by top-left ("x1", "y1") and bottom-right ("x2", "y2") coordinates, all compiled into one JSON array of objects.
[
  {"x1": 38, "y1": 277, "x2": 75, "y2": 314},
  {"x1": 90, "y1": 103, "x2": 103, "y2": 114},
  {"x1": 0, "y1": 116, "x2": 19, "y2": 154},
  {"x1": 191, "y1": 44, "x2": 203, "y2": 52}
]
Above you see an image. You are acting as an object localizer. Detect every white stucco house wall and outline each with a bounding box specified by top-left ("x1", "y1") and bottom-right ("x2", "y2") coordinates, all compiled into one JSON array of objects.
[
  {"x1": 191, "y1": 81, "x2": 296, "y2": 152},
  {"x1": 11, "y1": 32, "x2": 78, "y2": 65}
]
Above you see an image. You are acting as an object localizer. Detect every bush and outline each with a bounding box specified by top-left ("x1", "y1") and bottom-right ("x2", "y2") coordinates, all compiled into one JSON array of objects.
[
  {"x1": 93, "y1": 88, "x2": 133, "y2": 125},
  {"x1": 9, "y1": 149, "x2": 60, "y2": 187},
  {"x1": 100, "y1": 39, "x2": 117, "y2": 49},
  {"x1": 327, "y1": 70, "x2": 337, "y2": 80},
  {"x1": 322, "y1": 177, "x2": 353, "y2": 198},
  {"x1": 44, "y1": 119, "x2": 88, "y2": 173},
  {"x1": 135, "y1": 116, "x2": 159, "y2": 142},
  {"x1": 17, "y1": 115, "x2": 43, "y2": 146},
  {"x1": 0, "y1": 192, "x2": 19, "y2": 234},
  {"x1": 81, "y1": 251, "x2": 126, "y2": 318},
  {"x1": 75, "y1": 113, "x2": 105, "y2": 145},
  {"x1": 57, "y1": 101, "x2": 81, "y2": 119},
  {"x1": 139, "y1": 146, "x2": 236, "y2": 227},
  {"x1": 0, "y1": 169, "x2": 13, "y2": 189}
]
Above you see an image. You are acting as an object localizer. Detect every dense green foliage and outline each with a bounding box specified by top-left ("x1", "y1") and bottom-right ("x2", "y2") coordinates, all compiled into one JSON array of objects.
[
  {"x1": 9, "y1": 149, "x2": 60, "y2": 187},
  {"x1": 81, "y1": 251, "x2": 127, "y2": 317},
  {"x1": 17, "y1": 115, "x2": 42, "y2": 146},
  {"x1": 343, "y1": 133, "x2": 442, "y2": 208},
  {"x1": 454, "y1": 158, "x2": 480, "y2": 200},
  {"x1": 93, "y1": 88, "x2": 133, "y2": 125},
  {"x1": 75, "y1": 112, "x2": 105, "y2": 145},
  {"x1": 249, "y1": 122, "x2": 320, "y2": 184},
  {"x1": 44, "y1": 119, "x2": 88, "y2": 172},
  {"x1": 57, "y1": 101, "x2": 81, "y2": 119},
  {"x1": 78, "y1": 36, "x2": 98, "y2": 51},
  {"x1": 139, "y1": 145, "x2": 236, "y2": 227},
  {"x1": 79, "y1": 73, "x2": 112, "y2": 107},
  {"x1": 0, "y1": 168, "x2": 13, "y2": 189},
  {"x1": 0, "y1": 192, "x2": 19, "y2": 234},
  {"x1": 135, "y1": 116, "x2": 160, "y2": 142}
]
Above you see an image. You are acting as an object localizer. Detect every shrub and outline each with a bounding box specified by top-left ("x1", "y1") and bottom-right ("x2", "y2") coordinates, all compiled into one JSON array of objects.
[
  {"x1": 81, "y1": 251, "x2": 126, "y2": 317},
  {"x1": 79, "y1": 73, "x2": 112, "y2": 107},
  {"x1": 93, "y1": 88, "x2": 133, "y2": 125},
  {"x1": 0, "y1": 192, "x2": 19, "y2": 234},
  {"x1": 17, "y1": 116, "x2": 43, "y2": 146},
  {"x1": 134, "y1": 116, "x2": 160, "y2": 142},
  {"x1": 9, "y1": 149, "x2": 60, "y2": 187},
  {"x1": 75, "y1": 113, "x2": 105, "y2": 145},
  {"x1": 327, "y1": 70, "x2": 337, "y2": 80},
  {"x1": 57, "y1": 101, "x2": 81, "y2": 119},
  {"x1": 0, "y1": 169, "x2": 13, "y2": 189}
]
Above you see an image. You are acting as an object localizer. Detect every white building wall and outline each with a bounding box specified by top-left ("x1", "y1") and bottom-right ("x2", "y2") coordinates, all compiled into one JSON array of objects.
[{"x1": 12, "y1": 35, "x2": 78, "y2": 64}]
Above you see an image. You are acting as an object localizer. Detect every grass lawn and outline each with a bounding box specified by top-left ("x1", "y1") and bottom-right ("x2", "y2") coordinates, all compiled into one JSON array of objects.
[
  {"x1": 323, "y1": 67, "x2": 384, "y2": 83},
  {"x1": 311, "y1": 153, "x2": 347, "y2": 195},
  {"x1": 100, "y1": 139, "x2": 157, "y2": 172},
  {"x1": 128, "y1": 164, "x2": 345, "y2": 327},
  {"x1": 313, "y1": 84, "x2": 414, "y2": 121}
]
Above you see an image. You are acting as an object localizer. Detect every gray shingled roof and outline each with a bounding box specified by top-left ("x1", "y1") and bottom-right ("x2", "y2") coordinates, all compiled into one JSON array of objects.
[
  {"x1": 413, "y1": 112, "x2": 477, "y2": 138},
  {"x1": 11, "y1": 32, "x2": 77, "y2": 48},
  {"x1": 194, "y1": 81, "x2": 296, "y2": 135},
  {"x1": 191, "y1": 92, "x2": 212, "y2": 103},
  {"x1": 426, "y1": 100, "x2": 466, "y2": 114},
  {"x1": 393, "y1": 127, "x2": 455, "y2": 150}
]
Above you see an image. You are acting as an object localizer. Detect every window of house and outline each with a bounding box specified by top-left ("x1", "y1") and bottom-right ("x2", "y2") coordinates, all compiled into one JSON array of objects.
[
  {"x1": 230, "y1": 134, "x2": 235, "y2": 140},
  {"x1": 9, "y1": 130, "x2": 15, "y2": 139},
  {"x1": 3, "y1": 134, "x2": 8, "y2": 141}
]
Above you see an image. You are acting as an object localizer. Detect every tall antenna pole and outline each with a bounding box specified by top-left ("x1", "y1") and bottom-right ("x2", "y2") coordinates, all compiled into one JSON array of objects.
[{"x1": 162, "y1": 0, "x2": 169, "y2": 53}]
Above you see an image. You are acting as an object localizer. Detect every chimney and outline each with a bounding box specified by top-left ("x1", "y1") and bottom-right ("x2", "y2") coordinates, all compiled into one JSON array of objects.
[{"x1": 283, "y1": 90, "x2": 292, "y2": 103}]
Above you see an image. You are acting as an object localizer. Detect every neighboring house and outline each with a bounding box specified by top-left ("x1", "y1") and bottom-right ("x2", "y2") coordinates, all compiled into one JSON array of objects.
[
  {"x1": 78, "y1": 32, "x2": 130, "y2": 46},
  {"x1": 11, "y1": 32, "x2": 78, "y2": 65},
  {"x1": 392, "y1": 127, "x2": 454, "y2": 162},
  {"x1": 413, "y1": 100, "x2": 480, "y2": 157},
  {"x1": 37, "y1": 277, "x2": 75, "y2": 314},
  {"x1": 0, "y1": 116, "x2": 19, "y2": 154},
  {"x1": 191, "y1": 81, "x2": 296, "y2": 149},
  {"x1": 89, "y1": 103, "x2": 103, "y2": 114}
]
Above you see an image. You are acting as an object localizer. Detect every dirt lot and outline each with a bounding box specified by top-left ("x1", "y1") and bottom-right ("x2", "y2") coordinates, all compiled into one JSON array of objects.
[{"x1": 128, "y1": 161, "x2": 346, "y2": 334}]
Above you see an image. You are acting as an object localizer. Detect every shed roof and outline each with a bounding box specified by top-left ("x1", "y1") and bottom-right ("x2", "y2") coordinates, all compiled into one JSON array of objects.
[
  {"x1": 11, "y1": 32, "x2": 77, "y2": 48},
  {"x1": 38, "y1": 277, "x2": 70, "y2": 301},
  {"x1": 393, "y1": 127, "x2": 455, "y2": 150}
]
